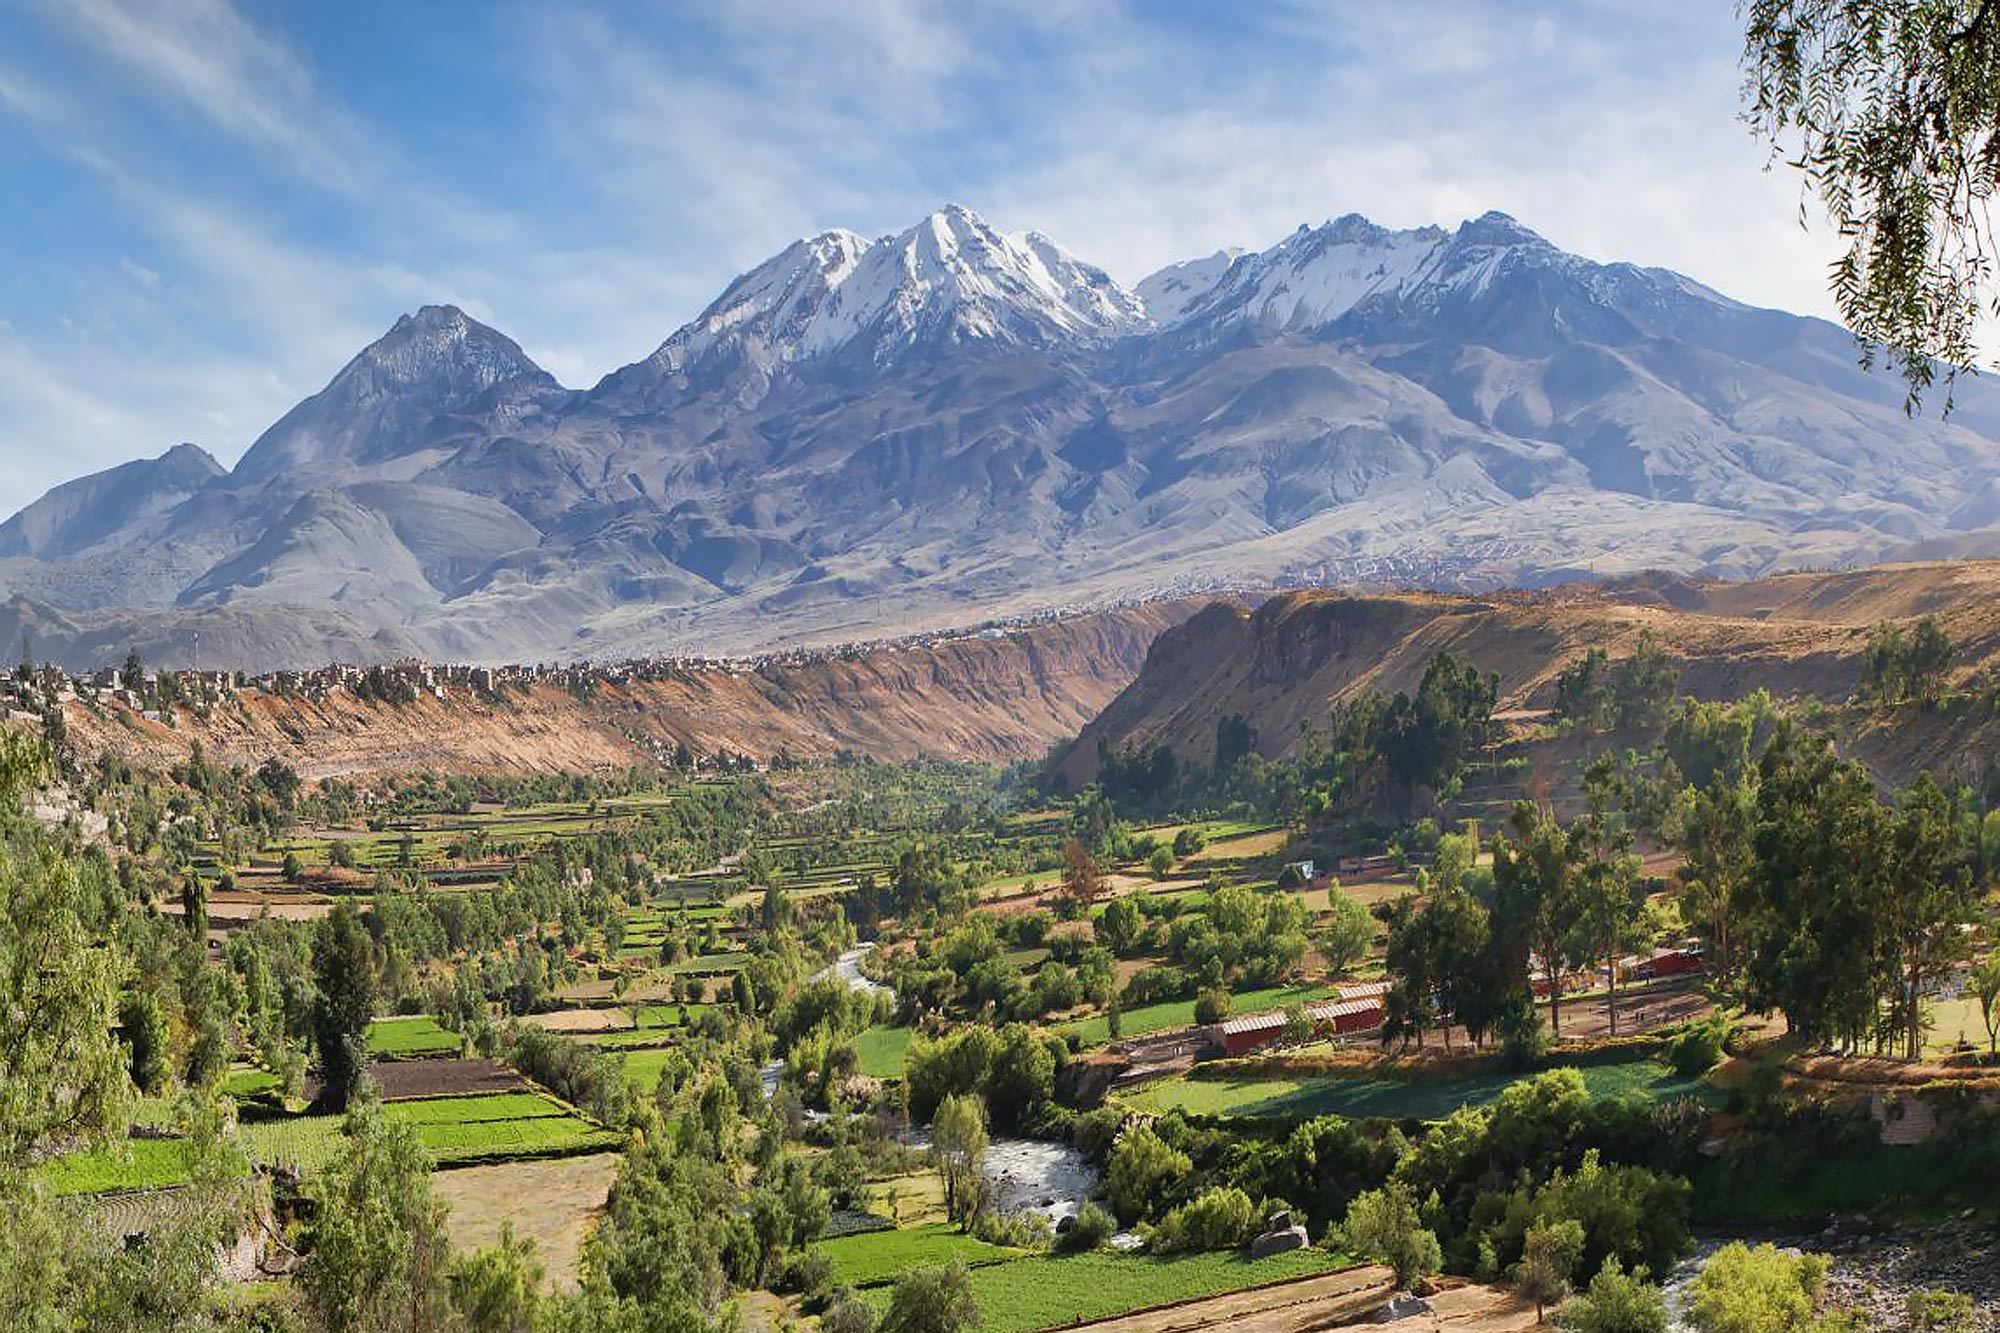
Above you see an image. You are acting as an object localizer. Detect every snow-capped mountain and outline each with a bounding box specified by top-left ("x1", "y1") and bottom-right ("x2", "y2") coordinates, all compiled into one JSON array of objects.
[
  {"x1": 655, "y1": 205, "x2": 1145, "y2": 378},
  {"x1": 10, "y1": 203, "x2": 2000, "y2": 670}
]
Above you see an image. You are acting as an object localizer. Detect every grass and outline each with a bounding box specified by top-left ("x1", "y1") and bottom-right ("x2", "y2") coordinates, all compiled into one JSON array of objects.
[
  {"x1": 620, "y1": 1047, "x2": 676, "y2": 1091},
  {"x1": 45, "y1": 1092, "x2": 617, "y2": 1193},
  {"x1": 366, "y1": 1015, "x2": 461, "y2": 1057},
  {"x1": 861, "y1": 1247, "x2": 1352, "y2": 1332},
  {"x1": 42, "y1": 1138, "x2": 196, "y2": 1195},
  {"x1": 816, "y1": 1223, "x2": 1021, "y2": 1288},
  {"x1": 854, "y1": 1025, "x2": 912, "y2": 1078},
  {"x1": 1124, "y1": 1058, "x2": 1719, "y2": 1122}
]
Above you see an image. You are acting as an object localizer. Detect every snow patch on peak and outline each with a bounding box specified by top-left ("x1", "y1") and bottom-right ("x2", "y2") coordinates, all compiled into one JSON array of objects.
[{"x1": 1136, "y1": 248, "x2": 1246, "y2": 326}]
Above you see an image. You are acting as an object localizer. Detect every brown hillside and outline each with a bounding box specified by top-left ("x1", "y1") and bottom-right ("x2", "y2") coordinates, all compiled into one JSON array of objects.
[
  {"x1": 60, "y1": 604, "x2": 1195, "y2": 779},
  {"x1": 1056, "y1": 561, "x2": 2000, "y2": 789}
]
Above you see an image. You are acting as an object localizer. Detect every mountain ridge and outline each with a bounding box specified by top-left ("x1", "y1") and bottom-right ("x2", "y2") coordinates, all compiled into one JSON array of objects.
[{"x1": 9, "y1": 202, "x2": 2000, "y2": 669}]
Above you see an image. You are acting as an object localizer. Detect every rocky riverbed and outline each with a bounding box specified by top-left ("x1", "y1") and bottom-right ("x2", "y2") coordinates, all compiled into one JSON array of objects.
[{"x1": 1666, "y1": 1224, "x2": 1998, "y2": 1332}]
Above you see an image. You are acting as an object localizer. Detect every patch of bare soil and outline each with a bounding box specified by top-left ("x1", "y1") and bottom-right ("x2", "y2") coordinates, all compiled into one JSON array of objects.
[
  {"x1": 434, "y1": 1153, "x2": 621, "y2": 1292},
  {"x1": 370, "y1": 1058, "x2": 524, "y2": 1100},
  {"x1": 519, "y1": 1008, "x2": 633, "y2": 1034}
]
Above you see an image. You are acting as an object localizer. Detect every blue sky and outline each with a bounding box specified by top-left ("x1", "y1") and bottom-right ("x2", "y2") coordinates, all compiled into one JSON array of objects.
[{"x1": 0, "y1": 1, "x2": 1841, "y2": 515}]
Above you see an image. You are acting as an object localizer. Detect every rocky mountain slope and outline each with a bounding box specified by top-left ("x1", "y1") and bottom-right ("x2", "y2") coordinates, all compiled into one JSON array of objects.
[
  {"x1": 11, "y1": 205, "x2": 2000, "y2": 669},
  {"x1": 1054, "y1": 561, "x2": 2000, "y2": 790},
  {"x1": 56, "y1": 603, "x2": 1191, "y2": 778}
]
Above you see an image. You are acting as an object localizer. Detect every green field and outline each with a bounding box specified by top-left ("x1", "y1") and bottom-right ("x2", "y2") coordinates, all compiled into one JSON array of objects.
[
  {"x1": 366, "y1": 1015, "x2": 461, "y2": 1057},
  {"x1": 45, "y1": 1092, "x2": 616, "y2": 1193},
  {"x1": 861, "y1": 1246, "x2": 1352, "y2": 1333},
  {"x1": 853, "y1": 1024, "x2": 912, "y2": 1078},
  {"x1": 1123, "y1": 1058, "x2": 1717, "y2": 1122},
  {"x1": 620, "y1": 1047, "x2": 675, "y2": 1091},
  {"x1": 817, "y1": 1222, "x2": 1020, "y2": 1288}
]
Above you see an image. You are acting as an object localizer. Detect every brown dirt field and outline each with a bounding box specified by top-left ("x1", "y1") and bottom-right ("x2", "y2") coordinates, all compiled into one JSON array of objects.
[
  {"x1": 1062, "y1": 1270, "x2": 1535, "y2": 1333},
  {"x1": 1555, "y1": 983, "x2": 1713, "y2": 1041},
  {"x1": 370, "y1": 1058, "x2": 525, "y2": 1100},
  {"x1": 435, "y1": 1153, "x2": 621, "y2": 1291},
  {"x1": 519, "y1": 1008, "x2": 633, "y2": 1034}
]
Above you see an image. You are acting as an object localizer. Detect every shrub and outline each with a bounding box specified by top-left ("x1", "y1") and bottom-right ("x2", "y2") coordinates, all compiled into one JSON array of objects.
[
  {"x1": 1664, "y1": 1017, "x2": 1728, "y2": 1079},
  {"x1": 1152, "y1": 1186, "x2": 1257, "y2": 1253},
  {"x1": 821, "y1": 1288, "x2": 877, "y2": 1333},
  {"x1": 1147, "y1": 847, "x2": 1175, "y2": 879},
  {"x1": 1055, "y1": 1202, "x2": 1117, "y2": 1254},
  {"x1": 880, "y1": 1262, "x2": 978, "y2": 1333},
  {"x1": 1556, "y1": 1258, "x2": 1668, "y2": 1333},
  {"x1": 1193, "y1": 987, "x2": 1231, "y2": 1026}
]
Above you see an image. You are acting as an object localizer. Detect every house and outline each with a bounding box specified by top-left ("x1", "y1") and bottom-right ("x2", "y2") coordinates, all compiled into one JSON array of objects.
[
  {"x1": 1306, "y1": 997, "x2": 1386, "y2": 1036},
  {"x1": 1218, "y1": 1010, "x2": 1289, "y2": 1057}
]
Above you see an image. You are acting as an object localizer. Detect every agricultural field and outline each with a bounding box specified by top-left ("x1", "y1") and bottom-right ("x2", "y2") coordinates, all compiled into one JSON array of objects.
[
  {"x1": 859, "y1": 1246, "x2": 1354, "y2": 1333},
  {"x1": 816, "y1": 1222, "x2": 1022, "y2": 1288},
  {"x1": 434, "y1": 1153, "x2": 623, "y2": 1292},
  {"x1": 367, "y1": 1014, "x2": 462, "y2": 1057},
  {"x1": 1121, "y1": 1056, "x2": 1720, "y2": 1122},
  {"x1": 44, "y1": 1092, "x2": 618, "y2": 1194}
]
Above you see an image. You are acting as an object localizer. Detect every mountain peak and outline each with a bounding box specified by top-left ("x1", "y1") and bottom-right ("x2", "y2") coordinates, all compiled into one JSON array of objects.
[
  {"x1": 231, "y1": 305, "x2": 554, "y2": 485},
  {"x1": 654, "y1": 206, "x2": 1144, "y2": 377}
]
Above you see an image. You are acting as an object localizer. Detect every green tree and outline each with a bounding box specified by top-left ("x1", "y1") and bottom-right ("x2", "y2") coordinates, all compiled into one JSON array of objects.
[
  {"x1": 450, "y1": 1222, "x2": 544, "y2": 1332},
  {"x1": 1105, "y1": 1122, "x2": 1191, "y2": 1225},
  {"x1": 1972, "y1": 953, "x2": 2000, "y2": 1054},
  {"x1": 1882, "y1": 774, "x2": 1979, "y2": 1059},
  {"x1": 1557, "y1": 1258, "x2": 1669, "y2": 1333},
  {"x1": 1744, "y1": 1, "x2": 2000, "y2": 402},
  {"x1": 301, "y1": 1091, "x2": 453, "y2": 1333},
  {"x1": 1340, "y1": 1181, "x2": 1442, "y2": 1290},
  {"x1": 1517, "y1": 1219, "x2": 1586, "y2": 1321},
  {"x1": 1492, "y1": 802, "x2": 1589, "y2": 1037},
  {"x1": 1322, "y1": 887, "x2": 1374, "y2": 977},
  {"x1": 313, "y1": 899, "x2": 379, "y2": 1111},
  {"x1": 931, "y1": 1093, "x2": 989, "y2": 1227},
  {"x1": 880, "y1": 1262, "x2": 979, "y2": 1333},
  {"x1": 0, "y1": 734, "x2": 128, "y2": 1165}
]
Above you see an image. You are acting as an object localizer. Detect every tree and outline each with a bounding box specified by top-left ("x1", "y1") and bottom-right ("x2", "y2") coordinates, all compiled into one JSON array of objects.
[
  {"x1": 1881, "y1": 775, "x2": 1979, "y2": 1059},
  {"x1": 1340, "y1": 1181, "x2": 1442, "y2": 1290},
  {"x1": 313, "y1": 899, "x2": 379, "y2": 1110},
  {"x1": 1973, "y1": 953, "x2": 2000, "y2": 1054},
  {"x1": 1193, "y1": 986, "x2": 1231, "y2": 1026},
  {"x1": 1322, "y1": 887, "x2": 1374, "y2": 977},
  {"x1": 0, "y1": 734, "x2": 128, "y2": 1166},
  {"x1": 1744, "y1": 1, "x2": 2000, "y2": 403},
  {"x1": 1147, "y1": 846, "x2": 1175, "y2": 879},
  {"x1": 1098, "y1": 895, "x2": 1142, "y2": 954},
  {"x1": 301, "y1": 1091, "x2": 453, "y2": 1333},
  {"x1": 880, "y1": 1262, "x2": 979, "y2": 1333},
  {"x1": 1105, "y1": 1122, "x2": 1191, "y2": 1225},
  {"x1": 450, "y1": 1222, "x2": 544, "y2": 1333},
  {"x1": 1557, "y1": 1258, "x2": 1669, "y2": 1333},
  {"x1": 283, "y1": 849, "x2": 305, "y2": 881},
  {"x1": 931, "y1": 1093, "x2": 989, "y2": 1227},
  {"x1": 1492, "y1": 802, "x2": 1589, "y2": 1037},
  {"x1": 1517, "y1": 1219, "x2": 1586, "y2": 1321},
  {"x1": 1675, "y1": 776, "x2": 1758, "y2": 982},
  {"x1": 1060, "y1": 837, "x2": 1103, "y2": 910},
  {"x1": 1685, "y1": 1242, "x2": 1828, "y2": 1333}
]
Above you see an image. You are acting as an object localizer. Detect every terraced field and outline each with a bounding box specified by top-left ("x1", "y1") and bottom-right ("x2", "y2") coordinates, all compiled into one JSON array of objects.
[{"x1": 44, "y1": 1091, "x2": 618, "y2": 1194}]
